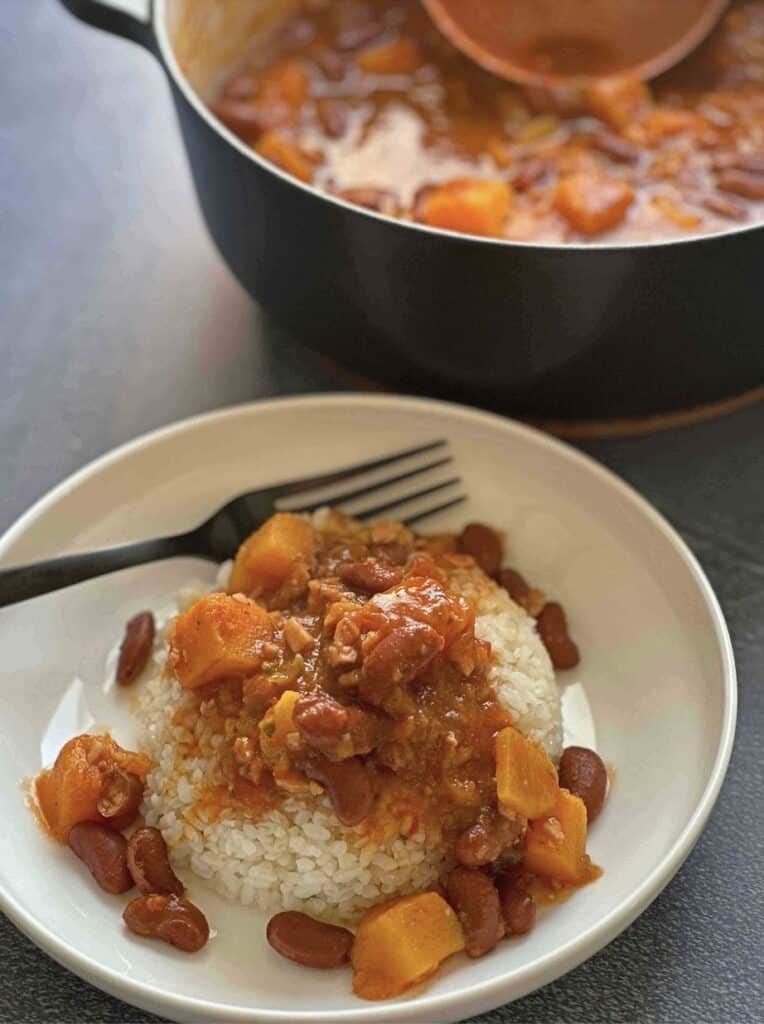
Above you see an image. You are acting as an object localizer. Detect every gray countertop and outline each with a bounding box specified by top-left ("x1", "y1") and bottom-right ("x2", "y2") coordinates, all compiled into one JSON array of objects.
[{"x1": 2, "y1": 3, "x2": 762, "y2": 1021}]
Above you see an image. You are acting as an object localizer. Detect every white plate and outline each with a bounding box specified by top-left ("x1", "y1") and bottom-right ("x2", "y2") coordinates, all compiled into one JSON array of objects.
[{"x1": 0, "y1": 394, "x2": 736, "y2": 1024}]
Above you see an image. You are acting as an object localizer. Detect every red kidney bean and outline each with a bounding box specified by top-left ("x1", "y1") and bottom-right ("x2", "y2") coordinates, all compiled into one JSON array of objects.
[
  {"x1": 558, "y1": 746, "x2": 608, "y2": 821},
  {"x1": 68, "y1": 822, "x2": 133, "y2": 894},
  {"x1": 537, "y1": 602, "x2": 580, "y2": 669},
  {"x1": 209, "y1": 99, "x2": 272, "y2": 139},
  {"x1": 691, "y1": 190, "x2": 747, "y2": 220},
  {"x1": 361, "y1": 621, "x2": 443, "y2": 699},
  {"x1": 316, "y1": 97, "x2": 348, "y2": 138},
  {"x1": 712, "y1": 152, "x2": 764, "y2": 174},
  {"x1": 458, "y1": 523, "x2": 503, "y2": 576},
  {"x1": 496, "y1": 566, "x2": 531, "y2": 603},
  {"x1": 337, "y1": 560, "x2": 403, "y2": 593},
  {"x1": 412, "y1": 183, "x2": 437, "y2": 221},
  {"x1": 266, "y1": 911, "x2": 353, "y2": 967},
  {"x1": 97, "y1": 768, "x2": 144, "y2": 830},
  {"x1": 495, "y1": 567, "x2": 546, "y2": 617},
  {"x1": 304, "y1": 755, "x2": 374, "y2": 826},
  {"x1": 316, "y1": 49, "x2": 347, "y2": 81},
  {"x1": 586, "y1": 130, "x2": 640, "y2": 164},
  {"x1": 116, "y1": 611, "x2": 155, "y2": 686},
  {"x1": 716, "y1": 168, "x2": 764, "y2": 200},
  {"x1": 369, "y1": 541, "x2": 410, "y2": 565},
  {"x1": 123, "y1": 894, "x2": 209, "y2": 952},
  {"x1": 455, "y1": 809, "x2": 524, "y2": 868},
  {"x1": 497, "y1": 875, "x2": 536, "y2": 936},
  {"x1": 733, "y1": 154, "x2": 764, "y2": 175},
  {"x1": 126, "y1": 827, "x2": 184, "y2": 896},
  {"x1": 294, "y1": 691, "x2": 377, "y2": 759},
  {"x1": 446, "y1": 867, "x2": 504, "y2": 958},
  {"x1": 513, "y1": 157, "x2": 551, "y2": 192}
]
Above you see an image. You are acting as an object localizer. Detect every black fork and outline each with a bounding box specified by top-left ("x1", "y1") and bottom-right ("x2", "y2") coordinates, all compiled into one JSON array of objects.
[{"x1": 0, "y1": 441, "x2": 466, "y2": 607}]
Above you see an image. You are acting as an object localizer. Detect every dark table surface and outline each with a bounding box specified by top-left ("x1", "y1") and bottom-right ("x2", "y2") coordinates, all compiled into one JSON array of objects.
[{"x1": 2, "y1": 3, "x2": 763, "y2": 1022}]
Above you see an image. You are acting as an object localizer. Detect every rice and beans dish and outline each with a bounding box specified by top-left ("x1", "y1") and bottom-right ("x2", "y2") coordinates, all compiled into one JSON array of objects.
[{"x1": 32, "y1": 508, "x2": 607, "y2": 1000}]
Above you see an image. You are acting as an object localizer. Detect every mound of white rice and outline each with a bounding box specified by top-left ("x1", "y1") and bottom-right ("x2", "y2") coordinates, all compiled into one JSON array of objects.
[{"x1": 136, "y1": 566, "x2": 561, "y2": 926}]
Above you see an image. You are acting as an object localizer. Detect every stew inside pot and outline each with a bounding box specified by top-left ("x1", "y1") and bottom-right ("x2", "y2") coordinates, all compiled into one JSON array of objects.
[{"x1": 209, "y1": 0, "x2": 764, "y2": 243}]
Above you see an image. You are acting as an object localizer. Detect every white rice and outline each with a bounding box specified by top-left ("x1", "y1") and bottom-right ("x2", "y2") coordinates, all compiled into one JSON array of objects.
[
  {"x1": 475, "y1": 588, "x2": 562, "y2": 761},
  {"x1": 136, "y1": 563, "x2": 561, "y2": 926}
]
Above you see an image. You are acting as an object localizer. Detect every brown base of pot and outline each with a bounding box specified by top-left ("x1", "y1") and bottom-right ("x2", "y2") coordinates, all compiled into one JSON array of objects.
[
  {"x1": 321, "y1": 356, "x2": 764, "y2": 439},
  {"x1": 533, "y1": 384, "x2": 764, "y2": 438}
]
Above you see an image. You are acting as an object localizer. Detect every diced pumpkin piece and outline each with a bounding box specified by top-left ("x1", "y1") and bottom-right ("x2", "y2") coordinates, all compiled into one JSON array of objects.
[
  {"x1": 256, "y1": 132, "x2": 318, "y2": 183},
  {"x1": 651, "y1": 194, "x2": 701, "y2": 229},
  {"x1": 229, "y1": 513, "x2": 315, "y2": 598},
  {"x1": 34, "y1": 734, "x2": 151, "y2": 842},
  {"x1": 524, "y1": 788, "x2": 589, "y2": 884},
  {"x1": 258, "y1": 58, "x2": 310, "y2": 110},
  {"x1": 495, "y1": 726, "x2": 559, "y2": 820},
  {"x1": 352, "y1": 892, "x2": 465, "y2": 1000},
  {"x1": 638, "y1": 108, "x2": 710, "y2": 144},
  {"x1": 168, "y1": 593, "x2": 273, "y2": 690},
  {"x1": 554, "y1": 172, "x2": 634, "y2": 235},
  {"x1": 585, "y1": 75, "x2": 650, "y2": 130},
  {"x1": 419, "y1": 179, "x2": 513, "y2": 237},
  {"x1": 357, "y1": 38, "x2": 423, "y2": 75},
  {"x1": 259, "y1": 689, "x2": 300, "y2": 760},
  {"x1": 514, "y1": 114, "x2": 560, "y2": 143}
]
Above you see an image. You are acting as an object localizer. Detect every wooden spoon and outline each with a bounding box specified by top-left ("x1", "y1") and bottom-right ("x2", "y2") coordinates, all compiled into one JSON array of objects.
[{"x1": 421, "y1": 0, "x2": 729, "y2": 84}]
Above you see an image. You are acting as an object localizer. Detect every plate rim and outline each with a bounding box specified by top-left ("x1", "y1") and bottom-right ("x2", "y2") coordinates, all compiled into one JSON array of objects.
[{"x1": 0, "y1": 392, "x2": 737, "y2": 1023}]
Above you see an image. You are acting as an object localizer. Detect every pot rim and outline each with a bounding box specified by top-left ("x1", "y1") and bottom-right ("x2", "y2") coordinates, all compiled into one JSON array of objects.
[{"x1": 153, "y1": 0, "x2": 763, "y2": 254}]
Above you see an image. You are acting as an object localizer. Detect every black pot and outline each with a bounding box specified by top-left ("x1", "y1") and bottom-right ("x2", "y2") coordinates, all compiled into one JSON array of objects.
[{"x1": 62, "y1": 0, "x2": 764, "y2": 422}]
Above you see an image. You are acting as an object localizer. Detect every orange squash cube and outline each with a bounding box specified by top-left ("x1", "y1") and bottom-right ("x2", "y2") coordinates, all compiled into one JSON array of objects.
[
  {"x1": 586, "y1": 75, "x2": 650, "y2": 130},
  {"x1": 258, "y1": 58, "x2": 309, "y2": 110},
  {"x1": 554, "y1": 173, "x2": 634, "y2": 235},
  {"x1": 228, "y1": 513, "x2": 315, "y2": 598},
  {"x1": 651, "y1": 194, "x2": 701, "y2": 229},
  {"x1": 420, "y1": 179, "x2": 513, "y2": 237},
  {"x1": 638, "y1": 108, "x2": 708, "y2": 144},
  {"x1": 258, "y1": 689, "x2": 301, "y2": 760},
  {"x1": 524, "y1": 788, "x2": 589, "y2": 884},
  {"x1": 352, "y1": 892, "x2": 465, "y2": 1000},
  {"x1": 357, "y1": 38, "x2": 423, "y2": 75},
  {"x1": 256, "y1": 132, "x2": 317, "y2": 183},
  {"x1": 495, "y1": 726, "x2": 559, "y2": 820},
  {"x1": 35, "y1": 734, "x2": 151, "y2": 842},
  {"x1": 168, "y1": 592, "x2": 273, "y2": 690}
]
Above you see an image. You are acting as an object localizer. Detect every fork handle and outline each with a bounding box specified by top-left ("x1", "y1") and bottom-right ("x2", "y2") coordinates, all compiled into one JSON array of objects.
[{"x1": 0, "y1": 531, "x2": 207, "y2": 608}]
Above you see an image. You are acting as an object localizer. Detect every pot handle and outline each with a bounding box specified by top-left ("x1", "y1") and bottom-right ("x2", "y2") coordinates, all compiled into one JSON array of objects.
[{"x1": 59, "y1": 0, "x2": 154, "y2": 50}]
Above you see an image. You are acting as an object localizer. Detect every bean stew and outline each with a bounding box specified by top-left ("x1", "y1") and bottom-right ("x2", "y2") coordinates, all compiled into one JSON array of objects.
[{"x1": 211, "y1": 0, "x2": 764, "y2": 242}]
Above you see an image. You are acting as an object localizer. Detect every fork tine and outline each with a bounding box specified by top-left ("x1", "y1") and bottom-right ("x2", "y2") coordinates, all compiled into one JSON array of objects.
[
  {"x1": 272, "y1": 440, "x2": 449, "y2": 499},
  {"x1": 355, "y1": 477, "x2": 461, "y2": 521},
  {"x1": 287, "y1": 456, "x2": 454, "y2": 513},
  {"x1": 403, "y1": 494, "x2": 468, "y2": 526}
]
